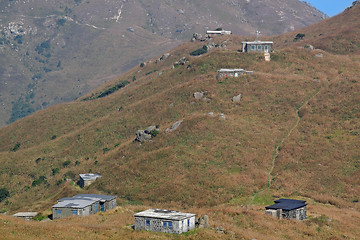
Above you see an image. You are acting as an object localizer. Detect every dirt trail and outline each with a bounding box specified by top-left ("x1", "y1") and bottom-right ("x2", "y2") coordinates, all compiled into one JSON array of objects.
[{"x1": 266, "y1": 88, "x2": 321, "y2": 187}]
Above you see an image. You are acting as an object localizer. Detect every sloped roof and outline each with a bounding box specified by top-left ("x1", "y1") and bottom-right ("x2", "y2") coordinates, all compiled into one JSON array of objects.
[
  {"x1": 52, "y1": 194, "x2": 116, "y2": 209},
  {"x1": 134, "y1": 209, "x2": 195, "y2": 221},
  {"x1": 265, "y1": 199, "x2": 307, "y2": 211}
]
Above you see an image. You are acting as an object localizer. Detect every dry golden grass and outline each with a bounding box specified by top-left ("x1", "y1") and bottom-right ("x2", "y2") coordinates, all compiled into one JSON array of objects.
[
  {"x1": 1, "y1": 203, "x2": 360, "y2": 240},
  {"x1": 0, "y1": 7, "x2": 360, "y2": 238}
]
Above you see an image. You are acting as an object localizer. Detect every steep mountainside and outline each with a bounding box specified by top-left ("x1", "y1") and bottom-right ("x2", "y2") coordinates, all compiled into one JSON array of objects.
[
  {"x1": 0, "y1": 0, "x2": 327, "y2": 126},
  {"x1": 1, "y1": 4, "x2": 360, "y2": 240}
]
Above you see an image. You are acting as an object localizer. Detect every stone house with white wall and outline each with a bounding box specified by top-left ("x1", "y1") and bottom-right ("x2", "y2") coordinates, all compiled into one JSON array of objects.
[
  {"x1": 134, "y1": 209, "x2": 196, "y2": 234},
  {"x1": 52, "y1": 194, "x2": 116, "y2": 219}
]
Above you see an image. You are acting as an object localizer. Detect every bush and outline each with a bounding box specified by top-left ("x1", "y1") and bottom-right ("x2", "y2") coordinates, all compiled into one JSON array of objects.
[
  {"x1": 52, "y1": 168, "x2": 59, "y2": 175},
  {"x1": 62, "y1": 160, "x2": 71, "y2": 168},
  {"x1": 33, "y1": 214, "x2": 47, "y2": 221},
  {"x1": 0, "y1": 188, "x2": 10, "y2": 202},
  {"x1": 51, "y1": 135, "x2": 57, "y2": 140},
  {"x1": 140, "y1": 62, "x2": 145, "y2": 67},
  {"x1": 294, "y1": 33, "x2": 305, "y2": 41},
  {"x1": 190, "y1": 45, "x2": 208, "y2": 56},
  {"x1": 151, "y1": 130, "x2": 159, "y2": 137},
  {"x1": 31, "y1": 176, "x2": 47, "y2": 187},
  {"x1": 57, "y1": 19, "x2": 66, "y2": 26},
  {"x1": 92, "y1": 81, "x2": 130, "y2": 99},
  {"x1": 10, "y1": 142, "x2": 21, "y2": 152}
]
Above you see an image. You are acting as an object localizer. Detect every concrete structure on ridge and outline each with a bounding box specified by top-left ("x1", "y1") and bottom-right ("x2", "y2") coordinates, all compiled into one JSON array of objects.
[
  {"x1": 217, "y1": 68, "x2": 253, "y2": 78},
  {"x1": 134, "y1": 209, "x2": 196, "y2": 234},
  {"x1": 52, "y1": 194, "x2": 116, "y2": 219},
  {"x1": 265, "y1": 199, "x2": 307, "y2": 220},
  {"x1": 242, "y1": 41, "x2": 273, "y2": 53},
  {"x1": 206, "y1": 30, "x2": 232, "y2": 35},
  {"x1": 79, "y1": 173, "x2": 102, "y2": 188}
]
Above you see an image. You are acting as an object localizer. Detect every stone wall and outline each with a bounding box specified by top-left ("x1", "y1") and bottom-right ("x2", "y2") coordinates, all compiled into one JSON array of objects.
[
  {"x1": 265, "y1": 207, "x2": 306, "y2": 220},
  {"x1": 134, "y1": 216, "x2": 195, "y2": 234}
]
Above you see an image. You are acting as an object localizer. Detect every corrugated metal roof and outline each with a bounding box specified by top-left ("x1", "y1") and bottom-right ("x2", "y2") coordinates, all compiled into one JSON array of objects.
[
  {"x1": 53, "y1": 194, "x2": 116, "y2": 209},
  {"x1": 134, "y1": 209, "x2": 195, "y2": 221},
  {"x1": 265, "y1": 199, "x2": 307, "y2": 211}
]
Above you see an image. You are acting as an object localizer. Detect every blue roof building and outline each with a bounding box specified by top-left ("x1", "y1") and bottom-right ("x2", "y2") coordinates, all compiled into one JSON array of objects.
[{"x1": 265, "y1": 199, "x2": 307, "y2": 220}]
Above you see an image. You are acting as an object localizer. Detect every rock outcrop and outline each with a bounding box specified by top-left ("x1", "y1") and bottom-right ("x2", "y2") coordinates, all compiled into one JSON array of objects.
[
  {"x1": 232, "y1": 94, "x2": 242, "y2": 103},
  {"x1": 196, "y1": 215, "x2": 210, "y2": 229},
  {"x1": 134, "y1": 125, "x2": 160, "y2": 142}
]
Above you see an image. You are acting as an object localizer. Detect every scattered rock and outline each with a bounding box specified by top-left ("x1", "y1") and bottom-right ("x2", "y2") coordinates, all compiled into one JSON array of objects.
[
  {"x1": 219, "y1": 113, "x2": 226, "y2": 120},
  {"x1": 208, "y1": 112, "x2": 215, "y2": 117},
  {"x1": 127, "y1": 27, "x2": 135, "y2": 32},
  {"x1": 193, "y1": 92, "x2": 204, "y2": 100},
  {"x1": 232, "y1": 94, "x2": 242, "y2": 103},
  {"x1": 155, "y1": 53, "x2": 170, "y2": 64},
  {"x1": 170, "y1": 120, "x2": 183, "y2": 132},
  {"x1": 134, "y1": 125, "x2": 160, "y2": 142},
  {"x1": 177, "y1": 9, "x2": 185, "y2": 14},
  {"x1": 352, "y1": 0, "x2": 360, "y2": 7},
  {"x1": 305, "y1": 44, "x2": 314, "y2": 50},
  {"x1": 197, "y1": 215, "x2": 210, "y2": 229},
  {"x1": 315, "y1": 53, "x2": 324, "y2": 58},
  {"x1": 169, "y1": 103, "x2": 174, "y2": 107},
  {"x1": 192, "y1": 33, "x2": 211, "y2": 42},
  {"x1": 215, "y1": 226, "x2": 226, "y2": 234},
  {"x1": 202, "y1": 97, "x2": 211, "y2": 102},
  {"x1": 173, "y1": 57, "x2": 189, "y2": 67}
]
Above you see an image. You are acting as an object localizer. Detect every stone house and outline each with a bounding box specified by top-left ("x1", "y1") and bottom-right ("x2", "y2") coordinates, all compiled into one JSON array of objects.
[
  {"x1": 52, "y1": 194, "x2": 116, "y2": 219},
  {"x1": 79, "y1": 173, "x2": 102, "y2": 188},
  {"x1": 242, "y1": 41, "x2": 273, "y2": 53},
  {"x1": 134, "y1": 209, "x2": 196, "y2": 234},
  {"x1": 265, "y1": 199, "x2": 307, "y2": 220}
]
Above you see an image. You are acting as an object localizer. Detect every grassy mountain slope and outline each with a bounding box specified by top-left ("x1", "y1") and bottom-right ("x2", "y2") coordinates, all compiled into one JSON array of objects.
[
  {"x1": 0, "y1": 0, "x2": 327, "y2": 126},
  {"x1": 0, "y1": 5, "x2": 360, "y2": 240},
  {"x1": 276, "y1": 5, "x2": 360, "y2": 54}
]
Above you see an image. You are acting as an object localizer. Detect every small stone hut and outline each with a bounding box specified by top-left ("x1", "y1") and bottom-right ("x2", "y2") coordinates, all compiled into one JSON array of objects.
[
  {"x1": 206, "y1": 30, "x2": 232, "y2": 35},
  {"x1": 52, "y1": 194, "x2": 116, "y2": 219},
  {"x1": 134, "y1": 209, "x2": 196, "y2": 234},
  {"x1": 79, "y1": 173, "x2": 102, "y2": 188},
  {"x1": 265, "y1": 199, "x2": 307, "y2": 220},
  {"x1": 217, "y1": 68, "x2": 253, "y2": 78},
  {"x1": 242, "y1": 41, "x2": 273, "y2": 53},
  {"x1": 12, "y1": 212, "x2": 38, "y2": 220}
]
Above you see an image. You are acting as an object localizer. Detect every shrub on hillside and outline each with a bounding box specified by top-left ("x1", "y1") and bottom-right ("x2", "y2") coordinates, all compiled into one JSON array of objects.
[
  {"x1": 294, "y1": 33, "x2": 305, "y2": 41},
  {"x1": 190, "y1": 45, "x2": 208, "y2": 56},
  {"x1": 31, "y1": 176, "x2": 47, "y2": 187},
  {"x1": 62, "y1": 160, "x2": 71, "y2": 168},
  {"x1": 0, "y1": 188, "x2": 10, "y2": 202},
  {"x1": 10, "y1": 142, "x2": 21, "y2": 152}
]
